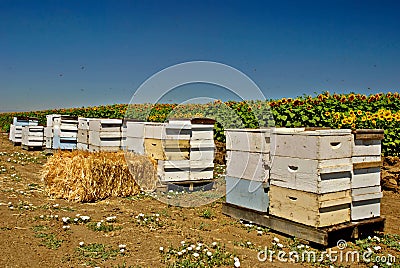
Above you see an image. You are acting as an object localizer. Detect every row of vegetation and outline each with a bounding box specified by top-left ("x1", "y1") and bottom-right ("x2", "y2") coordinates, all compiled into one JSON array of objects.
[{"x1": 1, "y1": 91, "x2": 399, "y2": 155}]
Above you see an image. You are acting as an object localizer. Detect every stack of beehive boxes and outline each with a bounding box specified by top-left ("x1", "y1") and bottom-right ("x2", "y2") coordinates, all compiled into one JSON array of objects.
[
  {"x1": 88, "y1": 118, "x2": 123, "y2": 152},
  {"x1": 189, "y1": 119, "x2": 215, "y2": 181},
  {"x1": 154, "y1": 120, "x2": 192, "y2": 183},
  {"x1": 224, "y1": 129, "x2": 271, "y2": 213},
  {"x1": 9, "y1": 117, "x2": 39, "y2": 144},
  {"x1": 351, "y1": 129, "x2": 384, "y2": 221},
  {"x1": 269, "y1": 128, "x2": 353, "y2": 227},
  {"x1": 21, "y1": 126, "x2": 45, "y2": 148},
  {"x1": 125, "y1": 119, "x2": 215, "y2": 184},
  {"x1": 45, "y1": 115, "x2": 78, "y2": 150}
]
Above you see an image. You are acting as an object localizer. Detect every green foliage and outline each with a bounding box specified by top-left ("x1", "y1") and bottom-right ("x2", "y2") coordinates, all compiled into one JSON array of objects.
[{"x1": 2, "y1": 91, "x2": 400, "y2": 155}]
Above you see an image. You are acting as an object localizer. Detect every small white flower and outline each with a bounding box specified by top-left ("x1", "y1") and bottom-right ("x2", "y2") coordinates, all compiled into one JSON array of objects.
[
  {"x1": 159, "y1": 246, "x2": 164, "y2": 251},
  {"x1": 193, "y1": 253, "x2": 199, "y2": 257},
  {"x1": 257, "y1": 230, "x2": 263, "y2": 235},
  {"x1": 120, "y1": 248, "x2": 125, "y2": 253},
  {"x1": 187, "y1": 246, "x2": 193, "y2": 251},
  {"x1": 212, "y1": 242, "x2": 217, "y2": 247},
  {"x1": 373, "y1": 246, "x2": 381, "y2": 251},
  {"x1": 234, "y1": 261, "x2": 241, "y2": 267},
  {"x1": 54, "y1": 215, "x2": 59, "y2": 219},
  {"x1": 106, "y1": 216, "x2": 117, "y2": 222},
  {"x1": 62, "y1": 217, "x2": 70, "y2": 223},
  {"x1": 39, "y1": 215, "x2": 44, "y2": 219},
  {"x1": 196, "y1": 246, "x2": 201, "y2": 251},
  {"x1": 79, "y1": 241, "x2": 84, "y2": 247},
  {"x1": 277, "y1": 243, "x2": 284, "y2": 248},
  {"x1": 273, "y1": 237, "x2": 280, "y2": 243},
  {"x1": 177, "y1": 251, "x2": 182, "y2": 256},
  {"x1": 234, "y1": 257, "x2": 239, "y2": 262},
  {"x1": 53, "y1": 204, "x2": 59, "y2": 208},
  {"x1": 62, "y1": 225, "x2": 70, "y2": 229},
  {"x1": 119, "y1": 244, "x2": 126, "y2": 248},
  {"x1": 182, "y1": 249, "x2": 186, "y2": 253},
  {"x1": 74, "y1": 218, "x2": 79, "y2": 222},
  {"x1": 80, "y1": 216, "x2": 90, "y2": 222},
  {"x1": 155, "y1": 213, "x2": 160, "y2": 217},
  {"x1": 246, "y1": 241, "x2": 252, "y2": 245},
  {"x1": 207, "y1": 251, "x2": 212, "y2": 257}
]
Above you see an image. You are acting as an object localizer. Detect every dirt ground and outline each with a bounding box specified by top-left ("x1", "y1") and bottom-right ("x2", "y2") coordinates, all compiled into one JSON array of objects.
[{"x1": 0, "y1": 132, "x2": 399, "y2": 268}]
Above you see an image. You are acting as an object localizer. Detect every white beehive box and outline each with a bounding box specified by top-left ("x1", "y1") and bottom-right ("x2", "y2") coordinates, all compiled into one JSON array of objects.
[
  {"x1": 271, "y1": 128, "x2": 352, "y2": 160},
  {"x1": 9, "y1": 124, "x2": 15, "y2": 141},
  {"x1": 352, "y1": 129, "x2": 384, "y2": 157},
  {"x1": 144, "y1": 139, "x2": 190, "y2": 160},
  {"x1": 191, "y1": 124, "x2": 214, "y2": 140},
  {"x1": 227, "y1": 151, "x2": 270, "y2": 181},
  {"x1": 226, "y1": 176, "x2": 270, "y2": 213},
  {"x1": 190, "y1": 160, "x2": 214, "y2": 180},
  {"x1": 11, "y1": 125, "x2": 23, "y2": 143},
  {"x1": 351, "y1": 167, "x2": 381, "y2": 189},
  {"x1": 46, "y1": 114, "x2": 60, "y2": 127},
  {"x1": 225, "y1": 128, "x2": 271, "y2": 153},
  {"x1": 13, "y1": 117, "x2": 38, "y2": 126},
  {"x1": 189, "y1": 139, "x2": 215, "y2": 161},
  {"x1": 89, "y1": 118, "x2": 122, "y2": 132},
  {"x1": 21, "y1": 126, "x2": 44, "y2": 147},
  {"x1": 157, "y1": 160, "x2": 190, "y2": 182},
  {"x1": 44, "y1": 126, "x2": 53, "y2": 138},
  {"x1": 351, "y1": 186, "x2": 382, "y2": 220},
  {"x1": 89, "y1": 131, "x2": 121, "y2": 147},
  {"x1": 269, "y1": 185, "x2": 351, "y2": 227},
  {"x1": 270, "y1": 156, "x2": 352, "y2": 193}
]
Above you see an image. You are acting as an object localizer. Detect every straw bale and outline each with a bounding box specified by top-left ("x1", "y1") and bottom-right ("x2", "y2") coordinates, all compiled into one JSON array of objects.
[{"x1": 42, "y1": 150, "x2": 157, "y2": 202}]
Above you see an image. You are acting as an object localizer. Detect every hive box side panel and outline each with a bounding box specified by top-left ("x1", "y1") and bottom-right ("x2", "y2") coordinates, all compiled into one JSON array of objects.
[
  {"x1": 225, "y1": 176, "x2": 269, "y2": 213},
  {"x1": 226, "y1": 150, "x2": 270, "y2": 181}
]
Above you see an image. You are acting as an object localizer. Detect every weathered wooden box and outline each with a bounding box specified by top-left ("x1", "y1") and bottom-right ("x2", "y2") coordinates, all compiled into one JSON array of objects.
[
  {"x1": 52, "y1": 137, "x2": 77, "y2": 150},
  {"x1": 271, "y1": 128, "x2": 352, "y2": 159},
  {"x1": 191, "y1": 124, "x2": 214, "y2": 140},
  {"x1": 157, "y1": 160, "x2": 190, "y2": 182},
  {"x1": 351, "y1": 186, "x2": 382, "y2": 220},
  {"x1": 144, "y1": 138, "x2": 190, "y2": 160},
  {"x1": 21, "y1": 126, "x2": 44, "y2": 147},
  {"x1": 225, "y1": 128, "x2": 271, "y2": 153},
  {"x1": 269, "y1": 185, "x2": 351, "y2": 227},
  {"x1": 227, "y1": 151, "x2": 270, "y2": 181},
  {"x1": 352, "y1": 129, "x2": 384, "y2": 157},
  {"x1": 89, "y1": 131, "x2": 121, "y2": 147},
  {"x1": 270, "y1": 156, "x2": 352, "y2": 193},
  {"x1": 226, "y1": 176, "x2": 270, "y2": 213},
  {"x1": 13, "y1": 117, "x2": 38, "y2": 126},
  {"x1": 352, "y1": 167, "x2": 381, "y2": 189},
  {"x1": 89, "y1": 118, "x2": 122, "y2": 132},
  {"x1": 190, "y1": 160, "x2": 214, "y2": 180}
]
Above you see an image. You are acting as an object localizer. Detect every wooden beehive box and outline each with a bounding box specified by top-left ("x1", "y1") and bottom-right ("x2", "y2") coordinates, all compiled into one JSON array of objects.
[
  {"x1": 225, "y1": 128, "x2": 271, "y2": 153},
  {"x1": 157, "y1": 160, "x2": 190, "y2": 182},
  {"x1": 226, "y1": 150, "x2": 270, "y2": 181},
  {"x1": 271, "y1": 128, "x2": 352, "y2": 160},
  {"x1": 270, "y1": 156, "x2": 352, "y2": 193},
  {"x1": 226, "y1": 176, "x2": 269, "y2": 213},
  {"x1": 269, "y1": 185, "x2": 351, "y2": 227},
  {"x1": 351, "y1": 186, "x2": 382, "y2": 221},
  {"x1": 21, "y1": 126, "x2": 44, "y2": 147}
]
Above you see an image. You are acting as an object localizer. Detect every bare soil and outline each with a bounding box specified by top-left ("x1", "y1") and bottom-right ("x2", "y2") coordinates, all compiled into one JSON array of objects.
[{"x1": 0, "y1": 132, "x2": 399, "y2": 267}]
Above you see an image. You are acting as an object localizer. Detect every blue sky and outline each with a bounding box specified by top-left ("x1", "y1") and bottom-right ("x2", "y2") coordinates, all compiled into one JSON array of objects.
[{"x1": 1, "y1": 0, "x2": 399, "y2": 111}]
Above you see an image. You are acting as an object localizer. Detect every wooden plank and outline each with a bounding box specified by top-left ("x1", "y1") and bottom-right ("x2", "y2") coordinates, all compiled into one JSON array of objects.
[
  {"x1": 353, "y1": 161, "x2": 382, "y2": 170},
  {"x1": 351, "y1": 167, "x2": 381, "y2": 188},
  {"x1": 222, "y1": 203, "x2": 329, "y2": 245},
  {"x1": 352, "y1": 129, "x2": 384, "y2": 135},
  {"x1": 354, "y1": 133, "x2": 384, "y2": 141},
  {"x1": 352, "y1": 139, "x2": 381, "y2": 157}
]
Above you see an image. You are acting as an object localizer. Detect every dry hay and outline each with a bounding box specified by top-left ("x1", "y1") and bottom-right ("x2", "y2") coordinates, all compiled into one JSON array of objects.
[{"x1": 42, "y1": 150, "x2": 157, "y2": 202}]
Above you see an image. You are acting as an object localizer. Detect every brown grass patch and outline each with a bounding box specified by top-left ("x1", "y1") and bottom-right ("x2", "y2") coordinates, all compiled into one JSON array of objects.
[{"x1": 42, "y1": 150, "x2": 157, "y2": 202}]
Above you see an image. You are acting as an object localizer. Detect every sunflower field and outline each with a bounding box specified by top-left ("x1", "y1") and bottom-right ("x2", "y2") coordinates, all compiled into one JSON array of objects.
[{"x1": 1, "y1": 92, "x2": 400, "y2": 156}]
